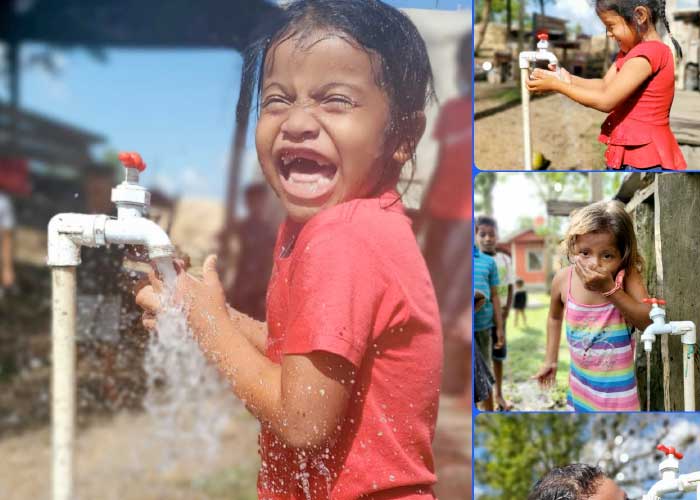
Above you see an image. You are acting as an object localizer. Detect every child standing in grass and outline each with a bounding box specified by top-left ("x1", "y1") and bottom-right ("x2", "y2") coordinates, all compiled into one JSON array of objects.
[
  {"x1": 473, "y1": 242, "x2": 504, "y2": 411},
  {"x1": 475, "y1": 216, "x2": 513, "y2": 411},
  {"x1": 513, "y1": 279, "x2": 528, "y2": 328},
  {"x1": 533, "y1": 201, "x2": 651, "y2": 411}
]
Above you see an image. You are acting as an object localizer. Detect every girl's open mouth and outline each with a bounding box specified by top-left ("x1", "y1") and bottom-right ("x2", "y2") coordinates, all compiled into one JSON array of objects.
[{"x1": 277, "y1": 153, "x2": 338, "y2": 201}]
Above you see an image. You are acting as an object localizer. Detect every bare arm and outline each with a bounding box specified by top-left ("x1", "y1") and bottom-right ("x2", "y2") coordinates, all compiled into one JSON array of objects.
[
  {"x1": 569, "y1": 63, "x2": 618, "y2": 90},
  {"x1": 137, "y1": 255, "x2": 354, "y2": 449},
  {"x1": 227, "y1": 305, "x2": 268, "y2": 353},
  {"x1": 528, "y1": 57, "x2": 652, "y2": 113},
  {"x1": 606, "y1": 268, "x2": 652, "y2": 330},
  {"x1": 533, "y1": 269, "x2": 565, "y2": 387}
]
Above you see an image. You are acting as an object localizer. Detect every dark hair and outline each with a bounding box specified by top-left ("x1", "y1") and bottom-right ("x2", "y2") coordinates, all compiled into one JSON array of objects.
[
  {"x1": 475, "y1": 215, "x2": 498, "y2": 231},
  {"x1": 516, "y1": 278, "x2": 525, "y2": 286},
  {"x1": 244, "y1": 0, "x2": 435, "y2": 189},
  {"x1": 528, "y1": 464, "x2": 606, "y2": 500},
  {"x1": 595, "y1": 0, "x2": 682, "y2": 59}
]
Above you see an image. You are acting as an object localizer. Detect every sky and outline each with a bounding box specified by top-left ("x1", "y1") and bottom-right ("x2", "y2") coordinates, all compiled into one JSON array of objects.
[{"x1": 3, "y1": 0, "x2": 470, "y2": 205}]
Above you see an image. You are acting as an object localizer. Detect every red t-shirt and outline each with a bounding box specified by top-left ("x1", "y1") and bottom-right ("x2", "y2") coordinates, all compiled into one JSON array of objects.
[
  {"x1": 259, "y1": 191, "x2": 443, "y2": 500},
  {"x1": 424, "y1": 96, "x2": 472, "y2": 220},
  {"x1": 599, "y1": 41, "x2": 686, "y2": 170}
]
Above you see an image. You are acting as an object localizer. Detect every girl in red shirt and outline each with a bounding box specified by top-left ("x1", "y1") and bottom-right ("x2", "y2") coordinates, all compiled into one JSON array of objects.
[
  {"x1": 527, "y1": 0, "x2": 687, "y2": 171},
  {"x1": 137, "y1": 1, "x2": 443, "y2": 498}
]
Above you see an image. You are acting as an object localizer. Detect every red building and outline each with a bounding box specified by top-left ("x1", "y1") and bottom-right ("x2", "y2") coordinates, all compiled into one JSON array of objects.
[{"x1": 502, "y1": 228, "x2": 546, "y2": 288}]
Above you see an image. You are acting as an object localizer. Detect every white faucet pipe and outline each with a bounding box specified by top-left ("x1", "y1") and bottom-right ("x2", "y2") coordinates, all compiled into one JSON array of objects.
[
  {"x1": 103, "y1": 217, "x2": 174, "y2": 259},
  {"x1": 683, "y1": 343, "x2": 696, "y2": 411},
  {"x1": 48, "y1": 213, "x2": 174, "y2": 267},
  {"x1": 51, "y1": 267, "x2": 76, "y2": 500},
  {"x1": 521, "y1": 67, "x2": 532, "y2": 170}
]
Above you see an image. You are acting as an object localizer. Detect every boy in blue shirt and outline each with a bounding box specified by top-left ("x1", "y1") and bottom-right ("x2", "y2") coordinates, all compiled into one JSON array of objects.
[{"x1": 473, "y1": 244, "x2": 504, "y2": 411}]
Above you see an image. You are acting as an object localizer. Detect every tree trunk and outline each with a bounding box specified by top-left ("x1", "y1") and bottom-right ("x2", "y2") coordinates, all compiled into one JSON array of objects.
[
  {"x1": 475, "y1": 0, "x2": 492, "y2": 55},
  {"x1": 506, "y1": 0, "x2": 512, "y2": 40}
]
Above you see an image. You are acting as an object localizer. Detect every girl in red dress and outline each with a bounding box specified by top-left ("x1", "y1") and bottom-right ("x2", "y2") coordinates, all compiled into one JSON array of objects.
[{"x1": 527, "y1": 0, "x2": 687, "y2": 171}]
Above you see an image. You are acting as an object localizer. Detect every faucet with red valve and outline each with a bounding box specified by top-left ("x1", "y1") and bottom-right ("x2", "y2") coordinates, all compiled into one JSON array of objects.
[
  {"x1": 518, "y1": 32, "x2": 560, "y2": 170},
  {"x1": 643, "y1": 444, "x2": 700, "y2": 499},
  {"x1": 112, "y1": 151, "x2": 151, "y2": 219},
  {"x1": 657, "y1": 444, "x2": 683, "y2": 478}
]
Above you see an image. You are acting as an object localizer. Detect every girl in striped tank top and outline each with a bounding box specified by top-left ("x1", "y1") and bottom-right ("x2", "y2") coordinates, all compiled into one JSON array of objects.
[{"x1": 533, "y1": 201, "x2": 652, "y2": 411}]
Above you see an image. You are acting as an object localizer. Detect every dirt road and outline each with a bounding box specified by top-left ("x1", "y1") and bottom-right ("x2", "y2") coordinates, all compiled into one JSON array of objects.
[
  {"x1": 475, "y1": 90, "x2": 607, "y2": 170},
  {"x1": 0, "y1": 395, "x2": 469, "y2": 499}
]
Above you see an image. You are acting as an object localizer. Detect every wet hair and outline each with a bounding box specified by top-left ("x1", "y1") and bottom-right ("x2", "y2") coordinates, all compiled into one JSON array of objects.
[
  {"x1": 528, "y1": 464, "x2": 606, "y2": 500},
  {"x1": 475, "y1": 215, "x2": 498, "y2": 231},
  {"x1": 244, "y1": 0, "x2": 435, "y2": 189},
  {"x1": 562, "y1": 200, "x2": 643, "y2": 274},
  {"x1": 595, "y1": 0, "x2": 682, "y2": 59}
]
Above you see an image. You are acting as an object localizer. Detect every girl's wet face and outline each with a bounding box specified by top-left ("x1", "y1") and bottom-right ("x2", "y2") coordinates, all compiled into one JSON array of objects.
[
  {"x1": 574, "y1": 231, "x2": 623, "y2": 275},
  {"x1": 256, "y1": 29, "x2": 396, "y2": 223},
  {"x1": 598, "y1": 10, "x2": 637, "y2": 53}
]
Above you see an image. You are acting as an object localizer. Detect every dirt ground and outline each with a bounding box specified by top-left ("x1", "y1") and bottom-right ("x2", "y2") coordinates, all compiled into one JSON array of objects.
[
  {"x1": 0, "y1": 394, "x2": 469, "y2": 500},
  {"x1": 474, "y1": 82, "x2": 608, "y2": 170}
]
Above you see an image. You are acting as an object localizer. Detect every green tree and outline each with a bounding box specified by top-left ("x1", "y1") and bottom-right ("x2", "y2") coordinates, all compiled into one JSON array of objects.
[
  {"x1": 475, "y1": 172, "x2": 498, "y2": 215},
  {"x1": 475, "y1": 413, "x2": 587, "y2": 499}
]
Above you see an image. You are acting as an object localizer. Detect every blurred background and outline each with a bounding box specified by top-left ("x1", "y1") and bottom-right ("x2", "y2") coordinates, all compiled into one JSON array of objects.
[{"x1": 0, "y1": 1, "x2": 472, "y2": 498}]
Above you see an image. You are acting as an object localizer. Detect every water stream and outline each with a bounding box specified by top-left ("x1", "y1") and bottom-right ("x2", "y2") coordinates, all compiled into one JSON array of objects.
[
  {"x1": 646, "y1": 350, "x2": 651, "y2": 412},
  {"x1": 141, "y1": 257, "x2": 239, "y2": 470}
]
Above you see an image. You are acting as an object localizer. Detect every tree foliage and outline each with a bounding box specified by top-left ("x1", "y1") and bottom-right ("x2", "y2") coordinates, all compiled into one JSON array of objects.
[
  {"x1": 475, "y1": 414, "x2": 700, "y2": 500},
  {"x1": 475, "y1": 172, "x2": 498, "y2": 216},
  {"x1": 475, "y1": 413, "x2": 587, "y2": 499}
]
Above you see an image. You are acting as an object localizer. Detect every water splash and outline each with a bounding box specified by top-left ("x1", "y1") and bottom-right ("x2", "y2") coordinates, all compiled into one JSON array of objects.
[{"x1": 141, "y1": 257, "x2": 240, "y2": 470}]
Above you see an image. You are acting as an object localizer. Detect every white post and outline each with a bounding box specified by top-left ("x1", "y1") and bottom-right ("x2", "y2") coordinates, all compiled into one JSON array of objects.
[
  {"x1": 684, "y1": 343, "x2": 696, "y2": 412},
  {"x1": 52, "y1": 267, "x2": 77, "y2": 500},
  {"x1": 521, "y1": 67, "x2": 532, "y2": 170}
]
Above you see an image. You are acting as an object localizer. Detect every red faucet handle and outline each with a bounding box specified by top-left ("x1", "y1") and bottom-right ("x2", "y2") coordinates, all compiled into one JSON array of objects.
[
  {"x1": 643, "y1": 298, "x2": 667, "y2": 306},
  {"x1": 118, "y1": 151, "x2": 146, "y2": 172},
  {"x1": 657, "y1": 444, "x2": 683, "y2": 459},
  {"x1": 537, "y1": 33, "x2": 549, "y2": 41}
]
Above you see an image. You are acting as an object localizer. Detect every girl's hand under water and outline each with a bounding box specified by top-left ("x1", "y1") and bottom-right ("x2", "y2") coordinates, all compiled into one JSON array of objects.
[{"x1": 134, "y1": 255, "x2": 228, "y2": 341}]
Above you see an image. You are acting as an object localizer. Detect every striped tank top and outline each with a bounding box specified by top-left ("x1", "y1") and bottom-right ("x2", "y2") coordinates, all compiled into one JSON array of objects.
[{"x1": 565, "y1": 267, "x2": 640, "y2": 411}]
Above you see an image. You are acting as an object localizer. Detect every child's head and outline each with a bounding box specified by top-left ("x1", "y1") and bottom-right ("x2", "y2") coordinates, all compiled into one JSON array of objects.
[
  {"x1": 595, "y1": 0, "x2": 682, "y2": 58},
  {"x1": 248, "y1": 0, "x2": 434, "y2": 222},
  {"x1": 516, "y1": 278, "x2": 524, "y2": 288},
  {"x1": 562, "y1": 200, "x2": 642, "y2": 275},
  {"x1": 528, "y1": 464, "x2": 627, "y2": 500},
  {"x1": 475, "y1": 215, "x2": 499, "y2": 254}
]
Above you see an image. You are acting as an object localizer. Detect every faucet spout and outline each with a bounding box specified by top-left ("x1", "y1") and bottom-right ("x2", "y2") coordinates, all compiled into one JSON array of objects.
[{"x1": 104, "y1": 217, "x2": 175, "y2": 259}]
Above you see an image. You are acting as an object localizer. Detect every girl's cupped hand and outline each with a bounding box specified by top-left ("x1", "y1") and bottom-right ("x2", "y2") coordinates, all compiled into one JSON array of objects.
[
  {"x1": 574, "y1": 256, "x2": 616, "y2": 294},
  {"x1": 135, "y1": 255, "x2": 230, "y2": 345}
]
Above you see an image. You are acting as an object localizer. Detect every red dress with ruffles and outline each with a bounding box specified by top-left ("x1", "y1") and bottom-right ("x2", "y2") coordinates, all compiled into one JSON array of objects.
[{"x1": 599, "y1": 41, "x2": 687, "y2": 170}]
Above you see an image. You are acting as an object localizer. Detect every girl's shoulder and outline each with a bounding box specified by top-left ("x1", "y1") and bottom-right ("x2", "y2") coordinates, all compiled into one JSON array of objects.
[{"x1": 618, "y1": 41, "x2": 671, "y2": 72}]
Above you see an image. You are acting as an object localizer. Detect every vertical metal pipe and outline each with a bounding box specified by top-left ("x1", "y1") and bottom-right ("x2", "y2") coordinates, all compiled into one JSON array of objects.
[
  {"x1": 684, "y1": 343, "x2": 695, "y2": 412},
  {"x1": 521, "y1": 67, "x2": 532, "y2": 170},
  {"x1": 52, "y1": 267, "x2": 77, "y2": 500}
]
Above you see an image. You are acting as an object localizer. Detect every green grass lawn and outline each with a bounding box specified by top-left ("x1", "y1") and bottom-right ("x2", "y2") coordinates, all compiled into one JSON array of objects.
[{"x1": 503, "y1": 293, "x2": 570, "y2": 408}]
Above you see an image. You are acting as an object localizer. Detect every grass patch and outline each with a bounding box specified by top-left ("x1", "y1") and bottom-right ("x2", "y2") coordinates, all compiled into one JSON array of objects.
[
  {"x1": 493, "y1": 87, "x2": 521, "y2": 103},
  {"x1": 504, "y1": 293, "x2": 569, "y2": 407}
]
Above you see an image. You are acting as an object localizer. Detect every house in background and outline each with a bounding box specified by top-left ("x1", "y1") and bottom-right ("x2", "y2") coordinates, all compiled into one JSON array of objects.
[{"x1": 502, "y1": 228, "x2": 546, "y2": 290}]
